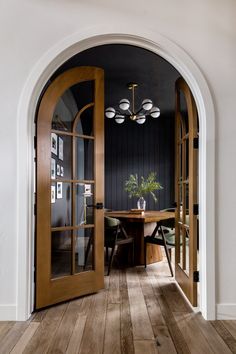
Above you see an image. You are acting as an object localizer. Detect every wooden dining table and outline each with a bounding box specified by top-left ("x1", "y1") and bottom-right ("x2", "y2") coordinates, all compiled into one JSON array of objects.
[{"x1": 105, "y1": 210, "x2": 175, "y2": 265}]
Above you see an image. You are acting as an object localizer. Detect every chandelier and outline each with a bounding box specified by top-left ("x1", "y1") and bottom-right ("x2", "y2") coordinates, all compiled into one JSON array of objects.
[{"x1": 105, "y1": 82, "x2": 160, "y2": 124}]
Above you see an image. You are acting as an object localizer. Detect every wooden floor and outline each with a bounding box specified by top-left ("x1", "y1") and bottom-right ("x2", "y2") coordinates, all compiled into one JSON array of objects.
[{"x1": 1, "y1": 261, "x2": 236, "y2": 354}]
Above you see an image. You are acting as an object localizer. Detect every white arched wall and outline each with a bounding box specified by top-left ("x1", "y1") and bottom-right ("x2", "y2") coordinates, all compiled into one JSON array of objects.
[{"x1": 16, "y1": 26, "x2": 215, "y2": 321}]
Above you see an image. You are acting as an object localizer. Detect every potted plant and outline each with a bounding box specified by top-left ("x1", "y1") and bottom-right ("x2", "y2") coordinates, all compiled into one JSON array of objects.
[{"x1": 124, "y1": 172, "x2": 163, "y2": 210}]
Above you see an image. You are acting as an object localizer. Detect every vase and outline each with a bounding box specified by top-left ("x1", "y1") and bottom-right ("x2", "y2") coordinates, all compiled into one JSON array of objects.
[{"x1": 137, "y1": 197, "x2": 146, "y2": 210}]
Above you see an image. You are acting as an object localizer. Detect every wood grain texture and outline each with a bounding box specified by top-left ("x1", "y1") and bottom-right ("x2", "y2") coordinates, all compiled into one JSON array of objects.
[
  {"x1": 175, "y1": 77, "x2": 198, "y2": 306},
  {"x1": 105, "y1": 211, "x2": 174, "y2": 265},
  {"x1": 146, "y1": 265, "x2": 190, "y2": 354},
  {"x1": 192, "y1": 314, "x2": 232, "y2": 354},
  {"x1": 137, "y1": 267, "x2": 177, "y2": 354},
  {"x1": 0, "y1": 265, "x2": 236, "y2": 354},
  {"x1": 66, "y1": 314, "x2": 87, "y2": 354},
  {"x1": 0, "y1": 322, "x2": 14, "y2": 342},
  {"x1": 120, "y1": 269, "x2": 135, "y2": 354},
  {"x1": 173, "y1": 312, "x2": 214, "y2": 354},
  {"x1": 78, "y1": 289, "x2": 107, "y2": 354},
  {"x1": 103, "y1": 303, "x2": 121, "y2": 354},
  {"x1": 10, "y1": 322, "x2": 40, "y2": 354},
  {"x1": 133, "y1": 340, "x2": 158, "y2": 354},
  {"x1": 23, "y1": 303, "x2": 67, "y2": 354},
  {"x1": 36, "y1": 66, "x2": 104, "y2": 309},
  {"x1": 0, "y1": 322, "x2": 30, "y2": 354},
  {"x1": 46, "y1": 298, "x2": 83, "y2": 353},
  {"x1": 126, "y1": 268, "x2": 154, "y2": 340},
  {"x1": 211, "y1": 320, "x2": 236, "y2": 353}
]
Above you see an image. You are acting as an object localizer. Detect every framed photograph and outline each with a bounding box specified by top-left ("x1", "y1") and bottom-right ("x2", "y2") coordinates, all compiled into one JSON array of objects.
[
  {"x1": 51, "y1": 158, "x2": 56, "y2": 179},
  {"x1": 58, "y1": 137, "x2": 63, "y2": 161},
  {"x1": 51, "y1": 133, "x2": 57, "y2": 155},
  {"x1": 84, "y1": 184, "x2": 92, "y2": 196},
  {"x1": 56, "y1": 164, "x2": 61, "y2": 176},
  {"x1": 60, "y1": 166, "x2": 64, "y2": 177},
  {"x1": 51, "y1": 185, "x2": 56, "y2": 203},
  {"x1": 57, "y1": 182, "x2": 63, "y2": 199}
]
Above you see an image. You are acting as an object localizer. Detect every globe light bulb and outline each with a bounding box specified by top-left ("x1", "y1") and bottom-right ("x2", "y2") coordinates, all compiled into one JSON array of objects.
[
  {"x1": 142, "y1": 99, "x2": 153, "y2": 111},
  {"x1": 136, "y1": 115, "x2": 146, "y2": 124},
  {"x1": 150, "y1": 106, "x2": 160, "y2": 118},
  {"x1": 105, "y1": 107, "x2": 116, "y2": 118},
  {"x1": 119, "y1": 99, "x2": 130, "y2": 111},
  {"x1": 115, "y1": 114, "x2": 125, "y2": 124}
]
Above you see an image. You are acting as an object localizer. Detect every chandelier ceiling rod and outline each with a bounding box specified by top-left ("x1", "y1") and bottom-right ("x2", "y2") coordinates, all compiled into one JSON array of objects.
[{"x1": 105, "y1": 82, "x2": 161, "y2": 124}]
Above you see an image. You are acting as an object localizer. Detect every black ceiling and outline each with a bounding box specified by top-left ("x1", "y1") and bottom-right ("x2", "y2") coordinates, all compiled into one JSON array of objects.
[{"x1": 52, "y1": 44, "x2": 181, "y2": 116}]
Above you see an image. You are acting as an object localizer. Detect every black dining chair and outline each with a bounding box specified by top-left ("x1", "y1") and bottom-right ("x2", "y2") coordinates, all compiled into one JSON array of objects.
[
  {"x1": 104, "y1": 216, "x2": 134, "y2": 275},
  {"x1": 144, "y1": 209, "x2": 175, "y2": 276},
  {"x1": 84, "y1": 216, "x2": 134, "y2": 275}
]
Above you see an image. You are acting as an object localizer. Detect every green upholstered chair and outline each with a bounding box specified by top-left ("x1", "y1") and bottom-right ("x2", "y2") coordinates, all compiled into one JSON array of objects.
[
  {"x1": 105, "y1": 216, "x2": 134, "y2": 276},
  {"x1": 144, "y1": 208, "x2": 176, "y2": 276},
  {"x1": 84, "y1": 216, "x2": 134, "y2": 276}
]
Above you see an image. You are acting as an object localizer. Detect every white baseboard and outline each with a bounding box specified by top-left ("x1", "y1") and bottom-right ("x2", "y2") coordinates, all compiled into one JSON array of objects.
[
  {"x1": 0, "y1": 305, "x2": 17, "y2": 321},
  {"x1": 217, "y1": 303, "x2": 236, "y2": 319}
]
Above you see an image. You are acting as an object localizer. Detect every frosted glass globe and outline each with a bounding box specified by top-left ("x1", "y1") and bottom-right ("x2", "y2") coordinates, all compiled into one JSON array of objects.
[
  {"x1": 150, "y1": 106, "x2": 160, "y2": 118},
  {"x1": 105, "y1": 107, "x2": 116, "y2": 118},
  {"x1": 142, "y1": 99, "x2": 153, "y2": 111},
  {"x1": 119, "y1": 99, "x2": 130, "y2": 111},
  {"x1": 136, "y1": 116, "x2": 146, "y2": 124},
  {"x1": 115, "y1": 115, "x2": 125, "y2": 124}
]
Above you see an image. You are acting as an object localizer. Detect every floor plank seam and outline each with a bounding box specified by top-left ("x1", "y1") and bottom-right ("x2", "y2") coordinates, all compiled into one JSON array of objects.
[
  {"x1": 2, "y1": 264, "x2": 236, "y2": 354},
  {"x1": 148, "y1": 268, "x2": 191, "y2": 354},
  {"x1": 210, "y1": 320, "x2": 236, "y2": 353}
]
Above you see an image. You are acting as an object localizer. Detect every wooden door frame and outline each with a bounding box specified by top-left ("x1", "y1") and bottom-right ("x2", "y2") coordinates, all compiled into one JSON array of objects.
[
  {"x1": 16, "y1": 31, "x2": 215, "y2": 321},
  {"x1": 175, "y1": 77, "x2": 199, "y2": 306},
  {"x1": 36, "y1": 67, "x2": 104, "y2": 309}
]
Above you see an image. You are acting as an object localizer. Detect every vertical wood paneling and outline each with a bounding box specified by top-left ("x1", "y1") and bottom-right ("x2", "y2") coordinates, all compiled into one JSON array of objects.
[{"x1": 105, "y1": 114, "x2": 175, "y2": 211}]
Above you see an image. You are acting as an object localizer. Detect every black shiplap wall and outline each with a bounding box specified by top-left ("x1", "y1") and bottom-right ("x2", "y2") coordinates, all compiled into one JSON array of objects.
[{"x1": 105, "y1": 114, "x2": 175, "y2": 211}]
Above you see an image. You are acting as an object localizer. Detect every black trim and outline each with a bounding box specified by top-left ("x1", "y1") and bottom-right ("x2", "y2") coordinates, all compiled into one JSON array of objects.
[
  {"x1": 87, "y1": 202, "x2": 104, "y2": 209},
  {"x1": 34, "y1": 136, "x2": 37, "y2": 150},
  {"x1": 193, "y1": 270, "x2": 199, "y2": 282},
  {"x1": 193, "y1": 204, "x2": 199, "y2": 215},
  {"x1": 193, "y1": 137, "x2": 199, "y2": 149}
]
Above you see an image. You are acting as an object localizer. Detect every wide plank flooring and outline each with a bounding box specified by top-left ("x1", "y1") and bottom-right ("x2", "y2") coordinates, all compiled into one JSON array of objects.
[{"x1": 1, "y1": 261, "x2": 236, "y2": 353}]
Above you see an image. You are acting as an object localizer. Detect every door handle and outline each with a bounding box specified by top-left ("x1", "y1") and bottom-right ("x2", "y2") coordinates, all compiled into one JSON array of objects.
[{"x1": 87, "y1": 203, "x2": 104, "y2": 209}]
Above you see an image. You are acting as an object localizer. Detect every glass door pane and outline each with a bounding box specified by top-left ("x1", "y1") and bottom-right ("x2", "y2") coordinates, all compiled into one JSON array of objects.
[
  {"x1": 75, "y1": 228, "x2": 94, "y2": 273},
  {"x1": 51, "y1": 230, "x2": 72, "y2": 278},
  {"x1": 75, "y1": 137, "x2": 94, "y2": 181}
]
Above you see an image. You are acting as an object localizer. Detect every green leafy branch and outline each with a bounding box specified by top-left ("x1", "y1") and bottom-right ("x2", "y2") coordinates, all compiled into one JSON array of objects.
[{"x1": 124, "y1": 172, "x2": 163, "y2": 202}]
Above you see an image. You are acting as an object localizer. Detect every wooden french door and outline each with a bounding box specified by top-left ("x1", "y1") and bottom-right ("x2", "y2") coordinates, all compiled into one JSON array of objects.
[
  {"x1": 175, "y1": 77, "x2": 199, "y2": 306},
  {"x1": 36, "y1": 67, "x2": 104, "y2": 309}
]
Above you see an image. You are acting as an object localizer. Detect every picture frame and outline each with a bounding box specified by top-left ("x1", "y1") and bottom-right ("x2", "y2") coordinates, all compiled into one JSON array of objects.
[
  {"x1": 51, "y1": 158, "x2": 56, "y2": 179},
  {"x1": 51, "y1": 133, "x2": 57, "y2": 155},
  {"x1": 84, "y1": 184, "x2": 92, "y2": 196},
  {"x1": 56, "y1": 164, "x2": 61, "y2": 176},
  {"x1": 58, "y1": 136, "x2": 63, "y2": 161},
  {"x1": 57, "y1": 182, "x2": 63, "y2": 199},
  {"x1": 60, "y1": 166, "x2": 64, "y2": 177},
  {"x1": 51, "y1": 185, "x2": 56, "y2": 203}
]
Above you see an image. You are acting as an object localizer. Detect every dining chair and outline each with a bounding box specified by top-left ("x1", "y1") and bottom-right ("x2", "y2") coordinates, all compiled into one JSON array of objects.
[
  {"x1": 84, "y1": 216, "x2": 134, "y2": 275},
  {"x1": 144, "y1": 208, "x2": 175, "y2": 276},
  {"x1": 104, "y1": 216, "x2": 134, "y2": 275}
]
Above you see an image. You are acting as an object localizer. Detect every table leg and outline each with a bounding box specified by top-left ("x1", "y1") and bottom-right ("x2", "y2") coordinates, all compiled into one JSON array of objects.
[{"x1": 124, "y1": 222, "x2": 163, "y2": 265}]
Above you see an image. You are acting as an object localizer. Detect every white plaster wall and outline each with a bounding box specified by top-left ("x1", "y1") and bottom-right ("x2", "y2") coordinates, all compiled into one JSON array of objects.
[{"x1": 0, "y1": 0, "x2": 235, "y2": 319}]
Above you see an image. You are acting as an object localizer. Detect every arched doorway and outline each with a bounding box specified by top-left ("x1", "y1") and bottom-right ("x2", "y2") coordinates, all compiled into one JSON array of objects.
[{"x1": 16, "y1": 31, "x2": 215, "y2": 320}]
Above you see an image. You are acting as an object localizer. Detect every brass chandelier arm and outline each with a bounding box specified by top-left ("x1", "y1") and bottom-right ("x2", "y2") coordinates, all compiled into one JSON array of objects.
[{"x1": 105, "y1": 82, "x2": 160, "y2": 124}]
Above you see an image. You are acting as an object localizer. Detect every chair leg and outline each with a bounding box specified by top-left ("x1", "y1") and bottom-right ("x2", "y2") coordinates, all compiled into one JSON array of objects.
[
  {"x1": 106, "y1": 246, "x2": 109, "y2": 262},
  {"x1": 83, "y1": 235, "x2": 92, "y2": 270},
  {"x1": 144, "y1": 240, "x2": 147, "y2": 268},
  {"x1": 160, "y1": 226, "x2": 174, "y2": 277},
  {"x1": 107, "y1": 244, "x2": 116, "y2": 276},
  {"x1": 132, "y1": 241, "x2": 135, "y2": 266},
  {"x1": 168, "y1": 248, "x2": 172, "y2": 261}
]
